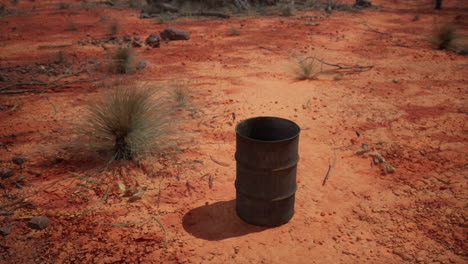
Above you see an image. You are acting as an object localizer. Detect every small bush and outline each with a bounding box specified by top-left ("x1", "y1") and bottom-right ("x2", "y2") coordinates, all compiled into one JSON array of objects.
[
  {"x1": 67, "y1": 20, "x2": 78, "y2": 31},
  {"x1": 108, "y1": 20, "x2": 120, "y2": 35},
  {"x1": 171, "y1": 82, "x2": 190, "y2": 107},
  {"x1": 54, "y1": 50, "x2": 68, "y2": 64},
  {"x1": 111, "y1": 46, "x2": 134, "y2": 74},
  {"x1": 432, "y1": 22, "x2": 457, "y2": 50},
  {"x1": 76, "y1": 83, "x2": 180, "y2": 161},
  {"x1": 294, "y1": 57, "x2": 318, "y2": 80},
  {"x1": 229, "y1": 26, "x2": 240, "y2": 36},
  {"x1": 280, "y1": 4, "x2": 295, "y2": 17}
]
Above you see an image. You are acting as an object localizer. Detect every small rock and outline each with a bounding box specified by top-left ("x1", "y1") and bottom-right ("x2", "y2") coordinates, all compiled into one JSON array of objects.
[
  {"x1": 0, "y1": 73, "x2": 6, "y2": 82},
  {"x1": 320, "y1": 212, "x2": 326, "y2": 216},
  {"x1": 27, "y1": 170, "x2": 42, "y2": 176},
  {"x1": 15, "y1": 174, "x2": 25, "y2": 182},
  {"x1": 12, "y1": 155, "x2": 26, "y2": 165},
  {"x1": 28, "y1": 216, "x2": 50, "y2": 230},
  {"x1": 160, "y1": 27, "x2": 190, "y2": 41},
  {"x1": 0, "y1": 168, "x2": 14, "y2": 179},
  {"x1": 134, "y1": 36, "x2": 140, "y2": 41},
  {"x1": 0, "y1": 225, "x2": 11, "y2": 236},
  {"x1": 145, "y1": 33, "x2": 160, "y2": 48},
  {"x1": 123, "y1": 34, "x2": 132, "y2": 42},
  {"x1": 132, "y1": 41, "x2": 142, "y2": 48},
  {"x1": 136, "y1": 60, "x2": 147, "y2": 70},
  {"x1": 140, "y1": 13, "x2": 151, "y2": 19}
]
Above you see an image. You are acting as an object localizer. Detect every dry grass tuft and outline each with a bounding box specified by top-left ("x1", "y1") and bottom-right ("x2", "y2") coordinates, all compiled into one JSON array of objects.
[
  {"x1": 293, "y1": 57, "x2": 318, "y2": 80},
  {"x1": 432, "y1": 22, "x2": 457, "y2": 50},
  {"x1": 74, "y1": 83, "x2": 181, "y2": 161},
  {"x1": 110, "y1": 46, "x2": 134, "y2": 74}
]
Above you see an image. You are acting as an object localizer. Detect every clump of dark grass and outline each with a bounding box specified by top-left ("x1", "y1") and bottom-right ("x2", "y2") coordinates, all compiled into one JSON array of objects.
[
  {"x1": 58, "y1": 1, "x2": 71, "y2": 10},
  {"x1": 75, "y1": 83, "x2": 181, "y2": 161},
  {"x1": 54, "y1": 50, "x2": 68, "y2": 64},
  {"x1": 108, "y1": 20, "x2": 120, "y2": 36},
  {"x1": 432, "y1": 22, "x2": 457, "y2": 50},
  {"x1": 171, "y1": 81, "x2": 190, "y2": 108},
  {"x1": 280, "y1": 3, "x2": 295, "y2": 17},
  {"x1": 229, "y1": 26, "x2": 240, "y2": 36},
  {"x1": 110, "y1": 46, "x2": 134, "y2": 74},
  {"x1": 67, "y1": 20, "x2": 78, "y2": 31}
]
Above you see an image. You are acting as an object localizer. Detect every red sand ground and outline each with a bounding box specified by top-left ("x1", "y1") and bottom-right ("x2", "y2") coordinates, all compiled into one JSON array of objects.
[{"x1": 0, "y1": 0, "x2": 467, "y2": 263}]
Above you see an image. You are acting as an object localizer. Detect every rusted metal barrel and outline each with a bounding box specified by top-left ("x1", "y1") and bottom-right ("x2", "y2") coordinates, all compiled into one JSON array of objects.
[{"x1": 235, "y1": 116, "x2": 300, "y2": 227}]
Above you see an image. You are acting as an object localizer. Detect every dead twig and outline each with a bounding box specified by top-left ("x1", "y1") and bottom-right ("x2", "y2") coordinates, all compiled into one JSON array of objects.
[
  {"x1": 303, "y1": 56, "x2": 374, "y2": 75},
  {"x1": 0, "y1": 61, "x2": 106, "y2": 94},
  {"x1": 209, "y1": 155, "x2": 230, "y2": 167},
  {"x1": 322, "y1": 149, "x2": 336, "y2": 186}
]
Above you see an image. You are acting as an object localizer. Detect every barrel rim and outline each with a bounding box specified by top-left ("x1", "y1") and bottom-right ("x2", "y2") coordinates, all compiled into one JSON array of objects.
[{"x1": 235, "y1": 116, "x2": 301, "y2": 143}]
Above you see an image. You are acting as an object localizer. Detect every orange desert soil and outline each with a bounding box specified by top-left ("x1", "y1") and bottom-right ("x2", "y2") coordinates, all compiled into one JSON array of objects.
[{"x1": 0, "y1": 0, "x2": 467, "y2": 263}]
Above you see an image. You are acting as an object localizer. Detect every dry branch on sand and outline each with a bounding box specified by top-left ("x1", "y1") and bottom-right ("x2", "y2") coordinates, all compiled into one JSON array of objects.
[
  {"x1": 293, "y1": 55, "x2": 374, "y2": 80},
  {"x1": 0, "y1": 62, "x2": 106, "y2": 94}
]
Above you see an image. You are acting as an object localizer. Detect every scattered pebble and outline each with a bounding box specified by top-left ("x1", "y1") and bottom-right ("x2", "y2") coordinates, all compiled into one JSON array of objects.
[
  {"x1": 0, "y1": 168, "x2": 14, "y2": 179},
  {"x1": 136, "y1": 60, "x2": 147, "y2": 70},
  {"x1": 12, "y1": 155, "x2": 26, "y2": 165},
  {"x1": 0, "y1": 225, "x2": 11, "y2": 236},
  {"x1": 145, "y1": 33, "x2": 161, "y2": 48},
  {"x1": 28, "y1": 216, "x2": 50, "y2": 230},
  {"x1": 15, "y1": 174, "x2": 25, "y2": 182}
]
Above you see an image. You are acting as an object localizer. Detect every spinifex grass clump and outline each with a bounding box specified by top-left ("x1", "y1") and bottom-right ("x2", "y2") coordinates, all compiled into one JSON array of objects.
[{"x1": 77, "y1": 83, "x2": 179, "y2": 161}]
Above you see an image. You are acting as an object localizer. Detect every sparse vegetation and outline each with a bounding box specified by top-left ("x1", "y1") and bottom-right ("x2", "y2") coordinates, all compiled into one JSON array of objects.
[
  {"x1": 171, "y1": 81, "x2": 190, "y2": 107},
  {"x1": 357, "y1": 144, "x2": 396, "y2": 175},
  {"x1": 293, "y1": 57, "x2": 318, "y2": 80},
  {"x1": 229, "y1": 26, "x2": 240, "y2": 36},
  {"x1": 58, "y1": 1, "x2": 71, "y2": 9},
  {"x1": 67, "y1": 20, "x2": 78, "y2": 31},
  {"x1": 54, "y1": 50, "x2": 68, "y2": 64},
  {"x1": 75, "y1": 83, "x2": 180, "y2": 161},
  {"x1": 108, "y1": 20, "x2": 120, "y2": 35},
  {"x1": 110, "y1": 46, "x2": 134, "y2": 74},
  {"x1": 432, "y1": 22, "x2": 457, "y2": 50},
  {"x1": 280, "y1": 4, "x2": 295, "y2": 17}
]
